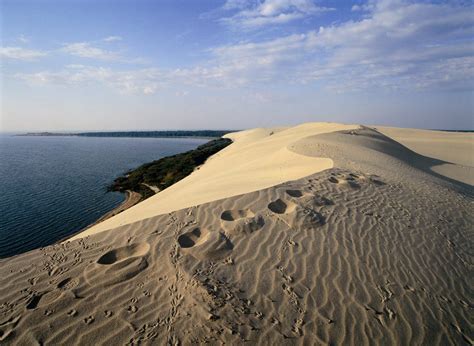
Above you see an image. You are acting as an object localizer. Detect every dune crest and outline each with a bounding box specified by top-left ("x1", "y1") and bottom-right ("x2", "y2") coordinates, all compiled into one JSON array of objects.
[{"x1": 71, "y1": 122, "x2": 358, "y2": 239}]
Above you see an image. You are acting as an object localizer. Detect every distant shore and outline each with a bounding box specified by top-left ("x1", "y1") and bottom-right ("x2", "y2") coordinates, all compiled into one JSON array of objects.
[{"x1": 17, "y1": 130, "x2": 235, "y2": 139}]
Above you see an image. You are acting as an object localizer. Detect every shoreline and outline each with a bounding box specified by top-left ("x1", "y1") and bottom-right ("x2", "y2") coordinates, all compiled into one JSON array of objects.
[
  {"x1": 64, "y1": 137, "x2": 232, "y2": 243},
  {"x1": 58, "y1": 190, "x2": 143, "y2": 243},
  {"x1": 90, "y1": 190, "x2": 143, "y2": 226}
]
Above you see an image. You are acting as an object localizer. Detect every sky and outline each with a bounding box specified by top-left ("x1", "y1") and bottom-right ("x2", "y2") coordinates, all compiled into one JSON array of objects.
[{"x1": 0, "y1": 0, "x2": 473, "y2": 131}]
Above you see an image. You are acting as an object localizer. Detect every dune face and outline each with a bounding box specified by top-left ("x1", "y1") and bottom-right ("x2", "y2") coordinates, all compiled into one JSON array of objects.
[
  {"x1": 70, "y1": 122, "x2": 358, "y2": 239},
  {"x1": 377, "y1": 126, "x2": 474, "y2": 185},
  {"x1": 0, "y1": 123, "x2": 472, "y2": 345}
]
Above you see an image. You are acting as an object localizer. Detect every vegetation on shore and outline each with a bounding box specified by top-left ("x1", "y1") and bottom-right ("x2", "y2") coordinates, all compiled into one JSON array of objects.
[{"x1": 108, "y1": 138, "x2": 233, "y2": 199}]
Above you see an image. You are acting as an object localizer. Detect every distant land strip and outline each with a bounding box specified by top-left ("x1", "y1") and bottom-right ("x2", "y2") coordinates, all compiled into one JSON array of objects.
[{"x1": 18, "y1": 130, "x2": 236, "y2": 138}]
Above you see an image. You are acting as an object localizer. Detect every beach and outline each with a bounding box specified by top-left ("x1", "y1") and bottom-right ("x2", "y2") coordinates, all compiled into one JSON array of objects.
[{"x1": 0, "y1": 123, "x2": 472, "y2": 344}]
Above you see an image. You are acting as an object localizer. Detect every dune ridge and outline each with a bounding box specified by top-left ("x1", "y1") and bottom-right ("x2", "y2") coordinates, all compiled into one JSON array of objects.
[
  {"x1": 70, "y1": 122, "x2": 359, "y2": 240},
  {"x1": 0, "y1": 124, "x2": 472, "y2": 345}
]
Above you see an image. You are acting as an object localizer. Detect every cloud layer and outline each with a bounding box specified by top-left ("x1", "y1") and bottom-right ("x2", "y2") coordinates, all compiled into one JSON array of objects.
[
  {"x1": 221, "y1": 0, "x2": 332, "y2": 29},
  {"x1": 61, "y1": 42, "x2": 119, "y2": 60},
  {"x1": 0, "y1": 46, "x2": 47, "y2": 60},
  {"x1": 5, "y1": 0, "x2": 474, "y2": 95}
]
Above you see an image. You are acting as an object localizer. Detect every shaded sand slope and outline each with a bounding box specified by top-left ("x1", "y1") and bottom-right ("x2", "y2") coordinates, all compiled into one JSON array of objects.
[
  {"x1": 71, "y1": 123, "x2": 358, "y2": 240},
  {"x1": 377, "y1": 126, "x2": 474, "y2": 185},
  {"x1": 1, "y1": 127, "x2": 472, "y2": 345},
  {"x1": 377, "y1": 126, "x2": 473, "y2": 167}
]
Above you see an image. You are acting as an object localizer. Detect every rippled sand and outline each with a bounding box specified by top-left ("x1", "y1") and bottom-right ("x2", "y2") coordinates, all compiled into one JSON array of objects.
[{"x1": 0, "y1": 124, "x2": 472, "y2": 344}]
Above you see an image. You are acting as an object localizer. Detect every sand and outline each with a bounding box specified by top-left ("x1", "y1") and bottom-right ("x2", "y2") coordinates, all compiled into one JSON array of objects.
[
  {"x1": 377, "y1": 126, "x2": 474, "y2": 185},
  {"x1": 70, "y1": 123, "x2": 358, "y2": 240},
  {"x1": 0, "y1": 123, "x2": 472, "y2": 345}
]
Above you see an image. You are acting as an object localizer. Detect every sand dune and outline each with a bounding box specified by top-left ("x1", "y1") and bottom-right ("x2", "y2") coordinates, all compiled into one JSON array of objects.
[
  {"x1": 377, "y1": 126, "x2": 474, "y2": 185},
  {"x1": 377, "y1": 126, "x2": 473, "y2": 167},
  {"x1": 71, "y1": 122, "x2": 358, "y2": 239},
  {"x1": 0, "y1": 124, "x2": 472, "y2": 345}
]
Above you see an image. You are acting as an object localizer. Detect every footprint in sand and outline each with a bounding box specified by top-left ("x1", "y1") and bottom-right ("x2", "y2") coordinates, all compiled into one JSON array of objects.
[
  {"x1": 268, "y1": 198, "x2": 325, "y2": 228},
  {"x1": 347, "y1": 180, "x2": 361, "y2": 189},
  {"x1": 177, "y1": 227, "x2": 233, "y2": 260},
  {"x1": 178, "y1": 228, "x2": 203, "y2": 248},
  {"x1": 268, "y1": 199, "x2": 296, "y2": 214},
  {"x1": 84, "y1": 242, "x2": 150, "y2": 287},
  {"x1": 57, "y1": 277, "x2": 79, "y2": 290},
  {"x1": 369, "y1": 175, "x2": 386, "y2": 186},
  {"x1": 267, "y1": 198, "x2": 324, "y2": 229},
  {"x1": 285, "y1": 189, "x2": 305, "y2": 198},
  {"x1": 26, "y1": 294, "x2": 43, "y2": 310},
  {"x1": 220, "y1": 209, "x2": 265, "y2": 235},
  {"x1": 25, "y1": 290, "x2": 63, "y2": 310},
  {"x1": 312, "y1": 195, "x2": 334, "y2": 206},
  {"x1": 97, "y1": 243, "x2": 150, "y2": 265},
  {"x1": 220, "y1": 209, "x2": 254, "y2": 221}
]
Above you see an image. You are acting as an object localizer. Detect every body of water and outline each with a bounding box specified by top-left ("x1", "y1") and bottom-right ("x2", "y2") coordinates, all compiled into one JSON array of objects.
[{"x1": 0, "y1": 135, "x2": 208, "y2": 258}]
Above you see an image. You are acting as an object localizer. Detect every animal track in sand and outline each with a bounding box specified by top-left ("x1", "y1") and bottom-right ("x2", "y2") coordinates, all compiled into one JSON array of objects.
[
  {"x1": 97, "y1": 243, "x2": 150, "y2": 265},
  {"x1": 285, "y1": 189, "x2": 304, "y2": 198},
  {"x1": 67, "y1": 309, "x2": 77, "y2": 317},
  {"x1": 220, "y1": 209, "x2": 255, "y2": 221},
  {"x1": 268, "y1": 199, "x2": 296, "y2": 214}
]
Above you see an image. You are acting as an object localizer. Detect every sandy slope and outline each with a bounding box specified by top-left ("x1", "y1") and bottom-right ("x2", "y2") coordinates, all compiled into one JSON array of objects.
[
  {"x1": 377, "y1": 126, "x2": 474, "y2": 167},
  {"x1": 377, "y1": 126, "x2": 474, "y2": 185},
  {"x1": 71, "y1": 122, "x2": 358, "y2": 240},
  {"x1": 0, "y1": 124, "x2": 472, "y2": 345}
]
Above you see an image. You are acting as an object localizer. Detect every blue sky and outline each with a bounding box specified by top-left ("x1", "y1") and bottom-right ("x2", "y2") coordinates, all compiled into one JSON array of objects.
[{"x1": 1, "y1": 0, "x2": 473, "y2": 131}]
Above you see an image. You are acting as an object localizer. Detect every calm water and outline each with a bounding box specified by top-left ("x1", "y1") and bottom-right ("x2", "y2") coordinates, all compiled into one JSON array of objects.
[{"x1": 0, "y1": 135, "x2": 208, "y2": 258}]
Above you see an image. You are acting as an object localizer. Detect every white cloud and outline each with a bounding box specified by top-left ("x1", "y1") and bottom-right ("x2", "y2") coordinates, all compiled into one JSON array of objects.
[
  {"x1": 0, "y1": 46, "x2": 47, "y2": 60},
  {"x1": 221, "y1": 0, "x2": 332, "y2": 29},
  {"x1": 60, "y1": 40, "x2": 147, "y2": 64},
  {"x1": 61, "y1": 42, "x2": 119, "y2": 60},
  {"x1": 17, "y1": 35, "x2": 29, "y2": 44},
  {"x1": 16, "y1": 65, "x2": 162, "y2": 95},
  {"x1": 103, "y1": 36, "x2": 122, "y2": 42}
]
